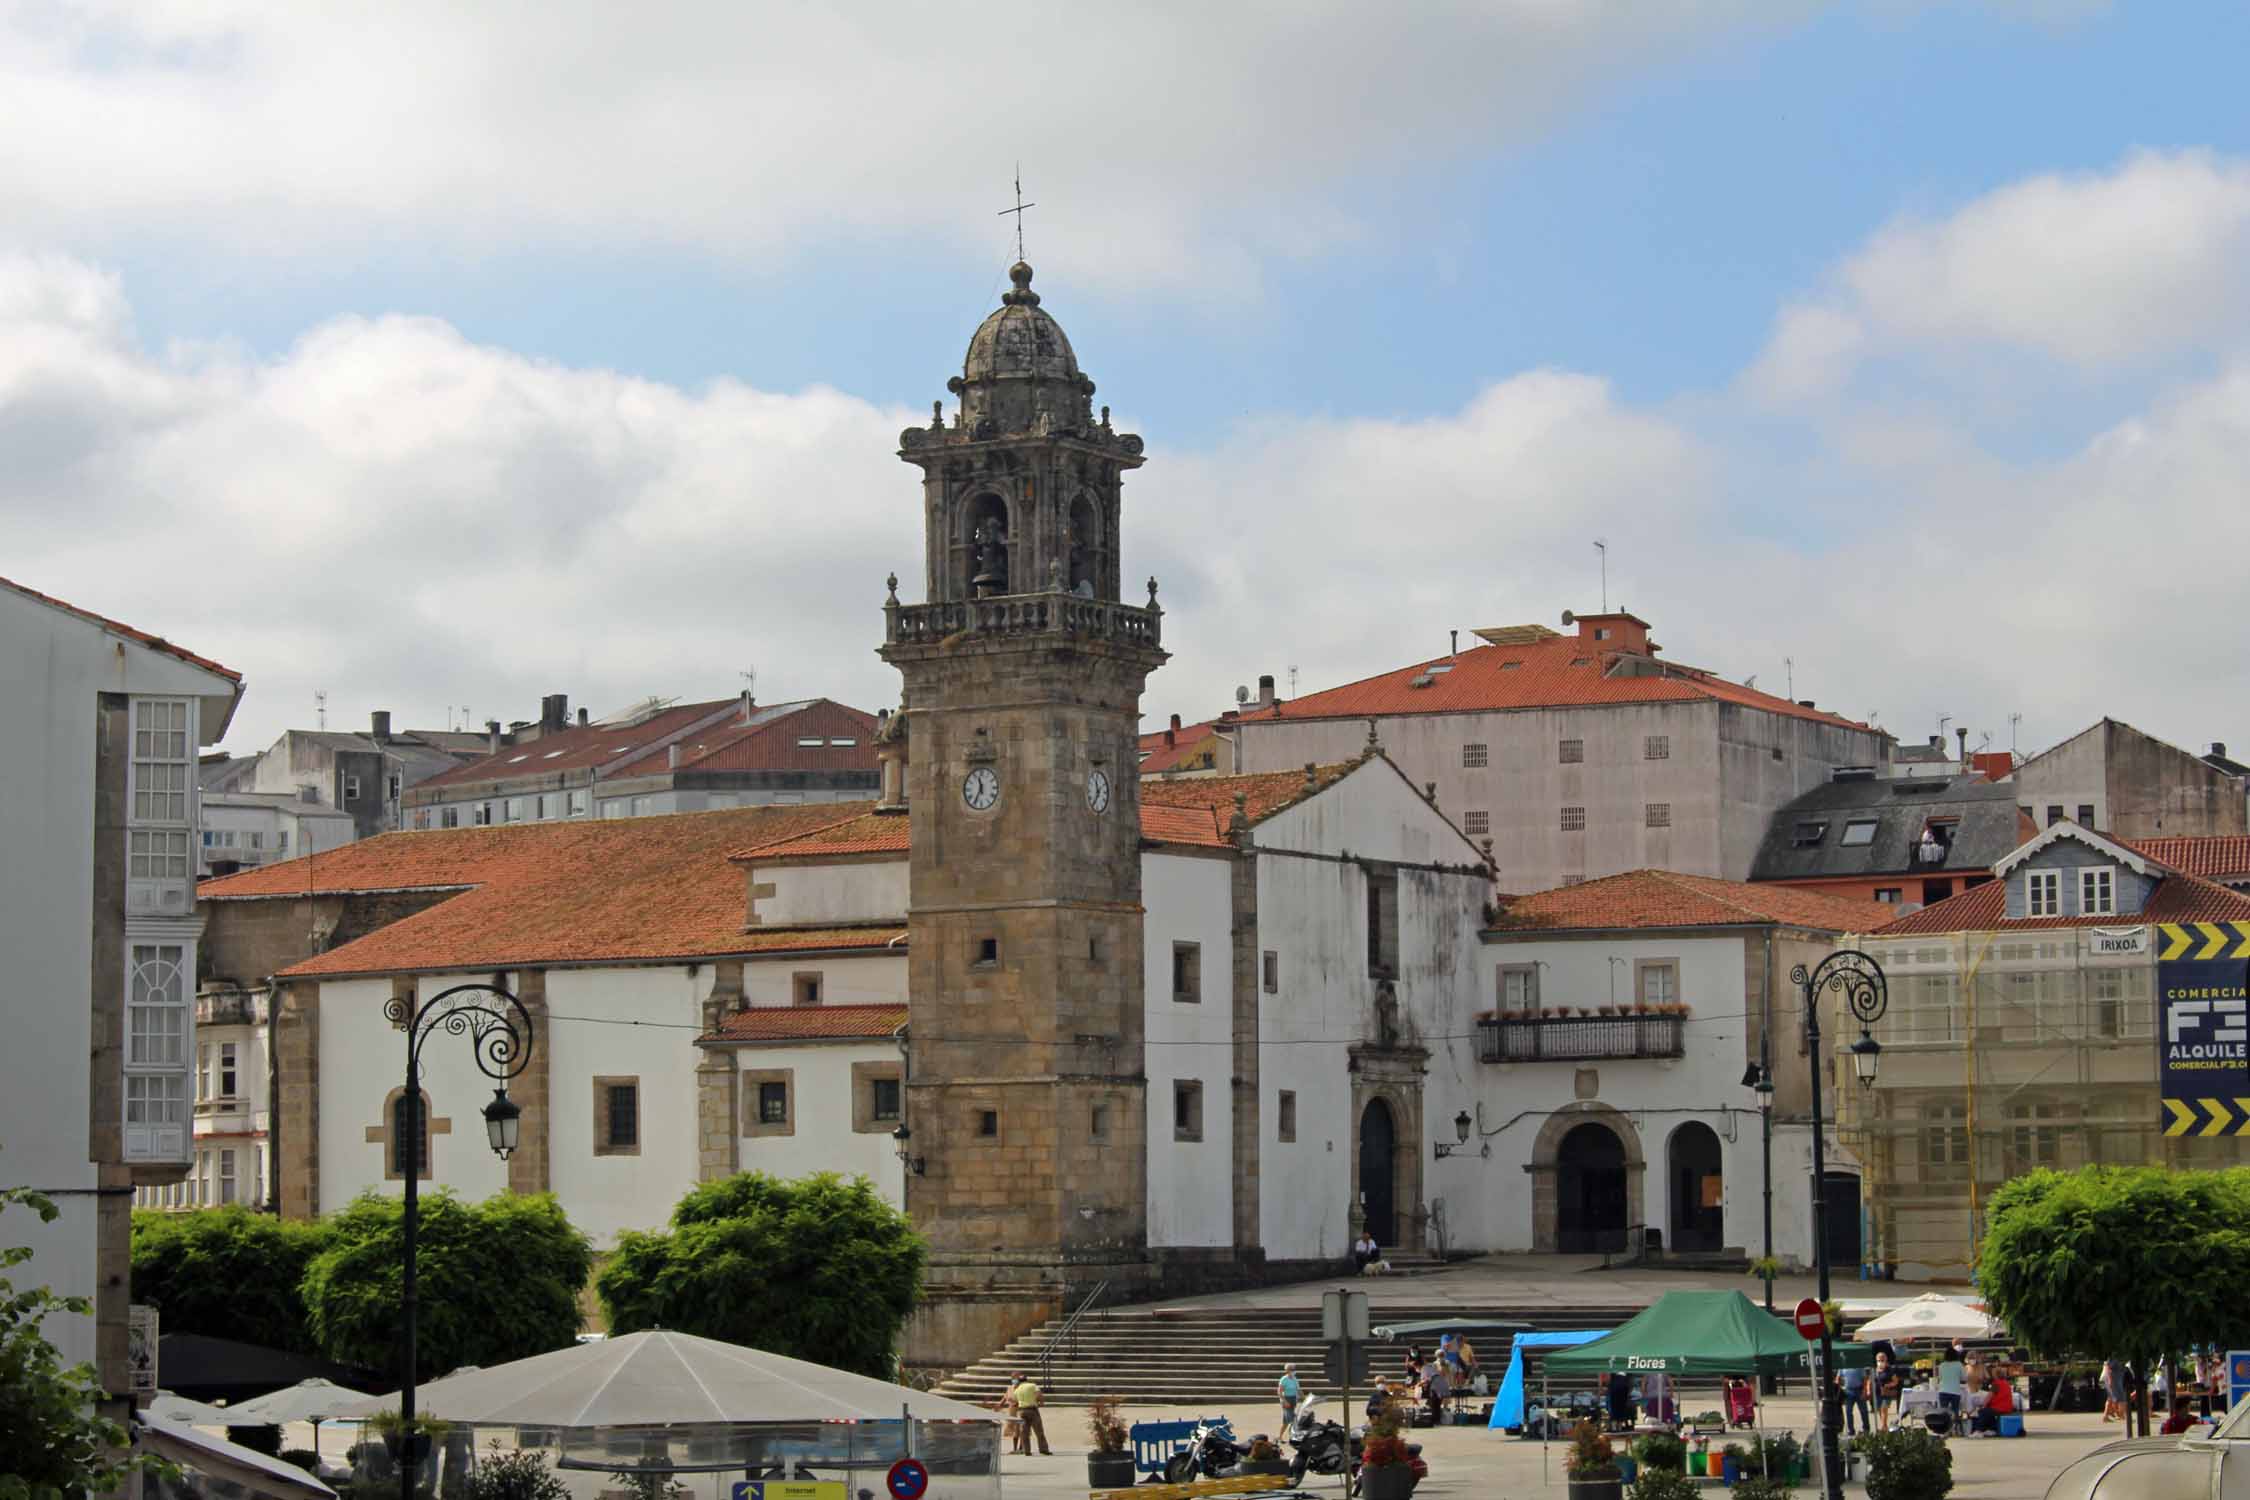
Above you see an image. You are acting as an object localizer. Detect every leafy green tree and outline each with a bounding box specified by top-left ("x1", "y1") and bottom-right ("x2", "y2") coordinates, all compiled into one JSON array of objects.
[
  {"x1": 130, "y1": 1206, "x2": 333, "y2": 1353},
  {"x1": 302, "y1": 1191, "x2": 590, "y2": 1381},
  {"x1": 597, "y1": 1172, "x2": 924, "y2": 1378},
  {"x1": 1979, "y1": 1166, "x2": 2250, "y2": 1435},
  {"x1": 0, "y1": 1184, "x2": 172, "y2": 1499}
]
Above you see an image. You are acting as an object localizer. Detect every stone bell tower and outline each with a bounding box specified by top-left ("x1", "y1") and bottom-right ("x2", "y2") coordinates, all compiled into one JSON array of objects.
[{"x1": 881, "y1": 261, "x2": 1168, "y2": 1364}]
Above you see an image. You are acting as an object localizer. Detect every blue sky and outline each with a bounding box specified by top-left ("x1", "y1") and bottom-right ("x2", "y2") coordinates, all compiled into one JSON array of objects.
[{"x1": 3, "y1": 1, "x2": 2247, "y2": 758}]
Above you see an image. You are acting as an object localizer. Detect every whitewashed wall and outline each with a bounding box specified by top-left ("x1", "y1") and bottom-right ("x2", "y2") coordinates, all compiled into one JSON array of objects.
[
  {"x1": 1142, "y1": 851, "x2": 1236, "y2": 1247},
  {"x1": 731, "y1": 1041, "x2": 906, "y2": 1207},
  {"x1": 752, "y1": 859, "x2": 910, "y2": 927}
]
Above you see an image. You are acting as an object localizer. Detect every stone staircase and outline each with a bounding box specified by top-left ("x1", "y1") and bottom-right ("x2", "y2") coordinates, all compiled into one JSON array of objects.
[{"x1": 935, "y1": 1298, "x2": 1639, "y2": 1406}]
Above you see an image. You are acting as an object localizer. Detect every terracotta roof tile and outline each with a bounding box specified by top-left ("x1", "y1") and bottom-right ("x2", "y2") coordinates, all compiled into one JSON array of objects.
[
  {"x1": 1488, "y1": 869, "x2": 1891, "y2": 935},
  {"x1": 1139, "y1": 764, "x2": 1355, "y2": 824},
  {"x1": 413, "y1": 699, "x2": 740, "y2": 790},
  {"x1": 606, "y1": 699, "x2": 881, "y2": 778},
  {"x1": 1877, "y1": 869, "x2": 2250, "y2": 936},
  {"x1": 735, "y1": 812, "x2": 912, "y2": 861},
  {"x1": 704, "y1": 1003, "x2": 908, "y2": 1043},
  {"x1": 2124, "y1": 835, "x2": 2250, "y2": 883},
  {"x1": 0, "y1": 573, "x2": 242, "y2": 683},
  {"x1": 1138, "y1": 719, "x2": 1227, "y2": 775},
  {"x1": 199, "y1": 803, "x2": 884, "y2": 977},
  {"x1": 1243, "y1": 635, "x2": 1868, "y2": 730}
]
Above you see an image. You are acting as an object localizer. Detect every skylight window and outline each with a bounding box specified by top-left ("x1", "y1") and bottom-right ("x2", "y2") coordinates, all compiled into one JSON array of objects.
[
  {"x1": 507, "y1": 754, "x2": 530, "y2": 763},
  {"x1": 544, "y1": 750, "x2": 566, "y2": 759},
  {"x1": 1792, "y1": 821, "x2": 1829, "y2": 847},
  {"x1": 830, "y1": 737, "x2": 859, "y2": 747},
  {"x1": 798, "y1": 737, "x2": 824, "y2": 747},
  {"x1": 1840, "y1": 819, "x2": 1878, "y2": 846}
]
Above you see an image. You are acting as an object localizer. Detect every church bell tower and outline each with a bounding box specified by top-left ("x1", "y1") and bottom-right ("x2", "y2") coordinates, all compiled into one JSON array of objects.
[{"x1": 881, "y1": 261, "x2": 1168, "y2": 1362}]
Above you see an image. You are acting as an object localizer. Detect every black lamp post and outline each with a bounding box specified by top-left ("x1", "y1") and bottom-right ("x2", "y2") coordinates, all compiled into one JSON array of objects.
[
  {"x1": 1739, "y1": 1061, "x2": 1776, "y2": 1313},
  {"x1": 1790, "y1": 951, "x2": 1887, "y2": 1500},
  {"x1": 388, "y1": 982, "x2": 534, "y2": 1500},
  {"x1": 891, "y1": 1122, "x2": 925, "y2": 1176}
]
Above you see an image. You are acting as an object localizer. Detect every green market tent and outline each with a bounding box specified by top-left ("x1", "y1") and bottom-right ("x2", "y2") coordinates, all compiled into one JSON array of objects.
[{"x1": 1544, "y1": 1290, "x2": 1873, "y2": 1378}]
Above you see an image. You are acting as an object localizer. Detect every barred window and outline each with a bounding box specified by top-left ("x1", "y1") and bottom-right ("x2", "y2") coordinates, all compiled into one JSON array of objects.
[
  {"x1": 1558, "y1": 739, "x2": 1584, "y2": 764},
  {"x1": 1644, "y1": 735, "x2": 1670, "y2": 760},
  {"x1": 1462, "y1": 742, "x2": 1489, "y2": 768},
  {"x1": 1646, "y1": 803, "x2": 1671, "y2": 828},
  {"x1": 1463, "y1": 810, "x2": 1490, "y2": 835},
  {"x1": 1560, "y1": 806, "x2": 1586, "y2": 832}
]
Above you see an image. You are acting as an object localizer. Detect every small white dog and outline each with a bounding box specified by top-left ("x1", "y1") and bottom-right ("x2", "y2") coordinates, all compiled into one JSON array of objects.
[{"x1": 1358, "y1": 1258, "x2": 1393, "y2": 1277}]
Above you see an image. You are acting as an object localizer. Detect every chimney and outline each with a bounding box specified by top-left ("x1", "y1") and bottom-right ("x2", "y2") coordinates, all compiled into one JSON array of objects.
[
  {"x1": 1449, "y1": 630, "x2": 1458, "y2": 657},
  {"x1": 2215, "y1": 742, "x2": 2229, "y2": 759},
  {"x1": 740, "y1": 687, "x2": 755, "y2": 723},
  {"x1": 486, "y1": 719, "x2": 502, "y2": 754},
  {"x1": 668, "y1": 744, "x2": 683, "y2": 769},
  {"x1": 1799, "y1": 700, "x2": 1816, "y2": 709},
  {"x1": 541, "y1": 693, "x2": 568, "y2": 734},
  {"x1": 1929, "y1": 734, "x2": 1943, "y2": 750},
  {"x1": 1956, "y1": 727, "x2": 1969, "y2": 761},
  {"x1": 577, "y1": 707, "x2": 589, "y2": 727},
  {"x1": 1257, "y1": 674, "x2": 1276, "y2": 708},
  {"x1": 370, "y1": 710, "x2": 392, "y2": 742},
  {"x1": 1170, "y1": 713, "x2": 1182, "y2": 731}
]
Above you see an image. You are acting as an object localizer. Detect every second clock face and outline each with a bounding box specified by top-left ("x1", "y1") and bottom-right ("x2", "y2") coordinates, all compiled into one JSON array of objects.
[
  {"x1": 1086, "y1": 768, "x2": 1112, "y2": 813},
  {"x1": 962, "y1": 766, "x2": 1001, "y2": 811}
]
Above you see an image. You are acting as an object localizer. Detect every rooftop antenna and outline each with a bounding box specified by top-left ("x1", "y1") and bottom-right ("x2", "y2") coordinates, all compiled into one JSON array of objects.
[
  {"x1": 314, "y1": 689, "x2": 327, "y2": 730},
  {"x1": 1937, "y1": 712, "x2": 1952, "y2": 745},
  {"x1": 1289, "y1": 666, "x2": 1299, "y2": 697},
  {"x1": 1594, "y1": 539, "x2": 1608, "y2": 612},
  {"x1": 2009, "y1": 712, "x2": 2022, "y2": 755},
  {"x1": 1785, "y1": 657, "x2": 1794, "y2": 701},
  {"x1": 998, "y1": 165, "x2": 1036, "y2": 263},
  {"x1": 740, "y1": 668, "x2": 757, "y2": 696}
]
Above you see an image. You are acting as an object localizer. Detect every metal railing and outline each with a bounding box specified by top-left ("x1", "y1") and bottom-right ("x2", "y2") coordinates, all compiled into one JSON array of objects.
[
  {"x1": 1037, "y1": 1278, "x2": 1112, "y2": 1388},
  {"x1": 1476, "y1": 1013, "x2": 1685, "y2": 1063}
]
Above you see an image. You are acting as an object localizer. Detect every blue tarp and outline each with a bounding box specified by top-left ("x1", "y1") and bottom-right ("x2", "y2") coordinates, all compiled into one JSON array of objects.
[{"x1": 1489, "y1": 1330, "x2": 1613, "y2": 1431}]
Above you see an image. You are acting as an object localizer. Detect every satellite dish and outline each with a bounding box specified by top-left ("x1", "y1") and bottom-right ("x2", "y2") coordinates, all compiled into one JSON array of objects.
[
  {"x1": 1560, "y1": 610, "x2": 1576, "y2": 626},
  {"x1": 1235, "y1": 685, "x2": 1251, "y2": 704}
]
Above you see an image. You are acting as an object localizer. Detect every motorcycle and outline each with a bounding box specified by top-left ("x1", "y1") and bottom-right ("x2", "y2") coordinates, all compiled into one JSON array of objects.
[
  {"x1": 1286, "y1": 1397, "x2": 1356, "y2": 1482},
  {"x1": 1162, "y1": 1415, "x2": 1244, "y2": 1483}
]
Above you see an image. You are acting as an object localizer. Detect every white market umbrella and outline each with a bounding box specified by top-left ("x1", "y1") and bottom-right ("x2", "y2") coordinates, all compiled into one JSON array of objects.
[
  {"x1": 146, "y1": 1390, "x2": 241, "y2": 1427},
  {"x1": 225, "y1": 1378, "x2": 374, "y2": 1464},
  {"x1": 1851, "y1": 1292, "x2": 2003, "y2": 1343},
  {"x1": 330, "y1": 1330, "x2": 1000, "y2": 1428}
]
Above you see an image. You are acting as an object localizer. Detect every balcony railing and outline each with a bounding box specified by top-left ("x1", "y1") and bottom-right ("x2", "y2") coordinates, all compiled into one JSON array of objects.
[
  {"x1": 1476, "y1": 1012, "x2": 1685, "y2": 1063},
  {"x1": 884, "y1": 591, "x2": 1162, "y2": 651}
]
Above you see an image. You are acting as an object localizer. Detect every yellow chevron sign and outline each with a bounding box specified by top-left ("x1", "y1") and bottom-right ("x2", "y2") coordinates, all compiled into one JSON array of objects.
[
  {"x1": 2158, "y1": 922, "x2": 2250, "y2": 961},
  {"x1": 2162, "y1": 1097, "x2": 2250, "y2": 1137}
]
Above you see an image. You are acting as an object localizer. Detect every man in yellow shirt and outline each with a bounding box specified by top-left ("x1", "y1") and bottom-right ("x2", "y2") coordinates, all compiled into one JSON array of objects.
[{"x1": 1009, "y1": 1372, "x2": 1051, "y2": 1456}]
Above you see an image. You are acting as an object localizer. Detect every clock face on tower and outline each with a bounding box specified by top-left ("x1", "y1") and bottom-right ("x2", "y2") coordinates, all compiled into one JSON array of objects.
[
  {"x1": 1086, "y1": 768, "x2": 1112, "y2": 814},
  {"x1": 961, "y1": 767, "x2": 1001, "y2": 811}
]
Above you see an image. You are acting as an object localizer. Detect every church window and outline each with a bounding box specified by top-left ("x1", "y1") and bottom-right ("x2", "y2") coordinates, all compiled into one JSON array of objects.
[
  {"x1": 1089, "y1": 1104, "x2": 1109, "y2": 1139},
  {"x1": 1172, "y1": 943, "x2": 1202, "y2": 1002},
  {"x1": 793, "y1": 972, "x2": 823, "y2": 1007},
  {"x1": 976, "y1": 937, "x2": 1000, "y2": 968},
  {"x1": 759, "y1": 1082, "x2": 788, "y2": 1125},
  {"x1": 1463, "y1": 811, "x2": 1489, "y2": 835},
  {"x1": 870, "y1": 1077, "x2": 901, "y2": 1122},
  {"x1": 742, "y1": 1069, "x2": 794, "y2": 1137},
  {"x1": 1172, "y1": 1081, "x2": 1204, "y2": 1143},
  {"x1": 1462, "y1": 743, "x2": 1488, "y2": 768},
  {"x1": 1088, "y1": 935, "x2": 1106, "y2": 965},
  {"x1": 1277, "y1": 1090, "x2": 1297, "y2": 1143},
  {"x1": 1262, "y1": 951, "x2": 1279, "y2": 993},
  {"x1": 594, "y1": 1078, "x2": 639, "y2": 1156},
  {"x1": 390, "y1": 1090, "x2": 433, "y2": 1180},
  {"x1": 977, "y1": 1109, "x2": 999, "y2": 1138},
  {"x1": 850, "y1": 1063, "x2": 903, "y2": 1132},
  {"x1": 1558, "y1": 739, "x2": 1584, "y2": 764},
  {"x1": 1644, "y1": 735, "x2": 1670, "y2": 760},
  {"x1": 1366, "y1": 867, "x2": 1400, "y2": 977},
  {"x1": 1645, "y1": 803, "x2": 1671, "y2": 829},
  {"x1": 1560, "y1": 806, "x2": 1585, "y2": 832}
]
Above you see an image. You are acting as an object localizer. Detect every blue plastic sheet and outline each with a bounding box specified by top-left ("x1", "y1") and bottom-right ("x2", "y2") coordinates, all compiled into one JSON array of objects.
[{"x1": 1489, "y1": 1331, "x2": 1613, "y2": 1431}]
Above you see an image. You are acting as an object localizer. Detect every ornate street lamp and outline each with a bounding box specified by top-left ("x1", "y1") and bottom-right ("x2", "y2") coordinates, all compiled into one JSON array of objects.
[
  {"x1": 891, "y1": 1122, "x2": 925, "y2": 1176},
  {"x1": 1790, "y1": 950, "x2": 1888, "y2": 1500},
  {"x1": 387, "y1": 982, "x2": 534, "y2": 1500},
  {"x1": 1433, "y1": 1109, "x2": 1472, "y2": 1159}
]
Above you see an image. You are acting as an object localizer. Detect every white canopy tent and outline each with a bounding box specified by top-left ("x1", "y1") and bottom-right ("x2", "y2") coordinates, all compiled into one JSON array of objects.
[
  {"x1": 1850, "y1": 1292, "x2": 2004, "y2": 1343},
  {"x1": 137, "y1": 1411, "x2": 337, "y2": 1500}
]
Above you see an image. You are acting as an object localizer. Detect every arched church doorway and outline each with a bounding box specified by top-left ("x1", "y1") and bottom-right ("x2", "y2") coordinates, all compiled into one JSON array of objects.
[
  {"x1": 1358, "y1": 1099, "x2": 1397, "y2": 1247},
  {"x1": 1668, "y1": 1121, "x2": 1724, "y2": 1253},
  {"x1": 1557, "y1": 1121, "x2": 1628, "y2": 1253}
]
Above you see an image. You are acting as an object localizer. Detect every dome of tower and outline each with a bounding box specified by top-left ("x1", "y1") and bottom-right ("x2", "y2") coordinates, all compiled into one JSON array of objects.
[{"x1": 962, "y1": 262, "x2": 1081, "y2": 386}]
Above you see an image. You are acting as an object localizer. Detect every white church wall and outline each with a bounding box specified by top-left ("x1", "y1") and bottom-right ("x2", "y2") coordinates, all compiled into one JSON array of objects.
[
  {"x1": 1141, "y1": 851, "x2": 1235, "y2": 1248},
  {"x1": 316, "y1": 974, "x2": 510, "y2": 1212},
  {"x1": 731, "y1": 1040, "x2": 905, "y2": 1208},
  {"x1": 741, "y1": 951, "x2": 905, "y2": 1009},
  {"x1": 752, "y1": 858, "x2": 909, "y2": 927}
]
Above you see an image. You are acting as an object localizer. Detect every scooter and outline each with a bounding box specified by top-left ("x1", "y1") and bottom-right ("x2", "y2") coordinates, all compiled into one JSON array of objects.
[{"x1": 1162, "y1": 1415, "x2": 1244, "y2": 1483}]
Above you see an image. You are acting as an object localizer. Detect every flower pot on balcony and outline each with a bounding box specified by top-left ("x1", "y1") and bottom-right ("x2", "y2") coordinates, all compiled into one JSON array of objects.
[{"x1": 1086, "y1": 1453, "x2": 1136, "y2": 1487}]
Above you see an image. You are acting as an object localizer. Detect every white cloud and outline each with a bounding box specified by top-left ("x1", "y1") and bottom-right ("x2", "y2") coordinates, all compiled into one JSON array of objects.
[
  {"x1": 0, "y1": 2, "x2": 1806, "y2": 292},
  {"x1": 1749, "y1": 150, "x2": 2250, "y2": 397}
]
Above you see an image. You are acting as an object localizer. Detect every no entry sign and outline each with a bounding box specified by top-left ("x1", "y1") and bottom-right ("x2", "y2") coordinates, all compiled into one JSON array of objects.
[
  {"x1": 885, "y1": 1457, "x2": 930, "y2": 1500},
  {"x1": 1794, "y1": 1298, "x2": 1825, "y2": 1341}
]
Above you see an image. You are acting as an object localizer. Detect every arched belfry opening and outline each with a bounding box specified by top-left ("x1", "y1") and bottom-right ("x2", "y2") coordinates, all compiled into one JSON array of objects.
[
  {"x1": 1067, "y1": 494, "x2": 1100, "y2": 595},
  {"x1": 963, "y1": 493, "x2": 1011, "y2": 598}
]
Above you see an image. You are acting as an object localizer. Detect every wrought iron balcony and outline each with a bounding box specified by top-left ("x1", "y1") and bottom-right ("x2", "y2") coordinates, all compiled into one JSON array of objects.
[
  {"x1": 883, "y1": 589, "x2": 1162, "y2": 651},
  {"x1": 1476, "y1": 1011, "x2": 1685, "y2": 1063}
]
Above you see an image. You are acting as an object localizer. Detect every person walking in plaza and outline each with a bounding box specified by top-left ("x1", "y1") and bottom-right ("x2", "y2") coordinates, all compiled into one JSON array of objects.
[
  {"x1": 1936, "y1": 1344, "x2": 1967, "y2": 1421},
  {"x1": 2102, "y1": 1357, "x2": 2127, "y2": 1422},
  {"x1": 1277, "y1": 1363, "x2": 1302, "y2": 1428},
  {"x1": 1871, "y1": 1351, "x2": 1900, "y2": 1433},
  {"x1": 1008, "y1": 1372, "x2": 1051, "y2": 1456},
  {"x1": 1840, "y1": 1360, "x2": 1871, "y2": 1436}
]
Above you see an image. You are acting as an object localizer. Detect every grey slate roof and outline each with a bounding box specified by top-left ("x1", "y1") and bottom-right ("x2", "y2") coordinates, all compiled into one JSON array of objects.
[{"x1": 1749, "y1": 774, "x2": 2025, "y2": 882}]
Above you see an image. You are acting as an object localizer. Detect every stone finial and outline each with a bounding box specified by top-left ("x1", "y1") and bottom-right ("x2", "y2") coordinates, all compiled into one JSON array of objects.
[
  {"x1": 1101, "y1": 405, "x2": 1112, "y2": 430},
  {"x1": 1425, "y1": 781, "x2": 1437, "y2": 805},
  {"x1": 930, "y1": 400, "x2": 944, "y2": 430},
  {"x1": 1482, "y1": 837, "x2": 1495, "y2": 861},
  {"x1": 1303, "y1": 762, "x2": 1318, "y2": 790},
  {"x1": 1001, "y1": 260, "x2": 1041, "y2": 307},
  {"x1": 885, "y1": 572, "x2": 899, "y2": 605},
  {"x1": 1366, "y1": 718, "x2": 1383, "y2": 753},
  {"x1": 1146, "y1": 576, "x2": 1160, "y2": 607},
  {"x1": 1229, "y1": 789, "x2": 1249, "y2": 835}
]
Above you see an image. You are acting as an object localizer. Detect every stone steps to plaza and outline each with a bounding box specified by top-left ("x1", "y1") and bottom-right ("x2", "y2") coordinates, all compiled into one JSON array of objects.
[{"x1": 933, "y1": 1300, "x2": 1639, "y2": 1406}]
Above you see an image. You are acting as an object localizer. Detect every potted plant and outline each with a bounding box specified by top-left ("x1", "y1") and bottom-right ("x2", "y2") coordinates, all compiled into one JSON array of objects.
[
  {"x1": 1084, "y1": 1395, "x2": 1134, "y2": 1488},
  {"x1": 1239, "y1": 1436, "x2": 1290, "y2": 1478},
  {"x1": 1360, "y1": 1409, "x2": 1418, "y2": 1500},
  {"x1": 1564, "y1": 1418, "x2": 1621, "y2": 1500},
  {"x1": 1689, "y1": 1433, "x2": 1712, "y2": 1476},
  {"x1": 367, "y1": 1410, "x2": 450, "y2": 1467},
  {"x1": 1861, "y1": 1427, "x2": 1953, "y2": 1500},
  {"x1": 1626, "y1": 1470, "x2": 1699, "y2": 1500},
  {"x1": 1631, "y1": 1431, "x2": 1685, "y2": 1474},
  {"x1": 1715, "y1": 1442, "x2": 1745, "y2": 1485},
  {"x1": 1731, "y1": 1478, "x2": 1790, "y2": 1500}
]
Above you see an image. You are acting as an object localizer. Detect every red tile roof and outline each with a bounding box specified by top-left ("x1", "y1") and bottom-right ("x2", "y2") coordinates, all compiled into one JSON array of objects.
[
  {"x1": 2124, "y1": 836, "x2": 2250, "y2": 883},
  {"x1": 1139, "y1": 718, "x2": 1227, "y2": 775},
  {"x1": 1239, "y1": 630, "x2": 1868, "y2": 730},
  {"x1": 199, "y1": 803, "x2": 890, "y2": 977},
  {"x1": 703, "y1": 1003, "x2": 908, "y2": 1043},
  {"x1": 1876, "y1": 869, "x2": 2250, "y2": 936},
  {"x1": 732, "y1": 765, "x2": 1362, "y2": 862},
  {"x1": 1487, "y1": 869, "x2": 1892, "y2": 935},
  {"x1": 606, "y1": 699, "x2": 880, "y2": 777},
  {"x1": 0, "y1": 573, "x2": 242, "y2": 684},
  {"x1": 413, "y1": 698, "x2": 739, "y2": 789}
]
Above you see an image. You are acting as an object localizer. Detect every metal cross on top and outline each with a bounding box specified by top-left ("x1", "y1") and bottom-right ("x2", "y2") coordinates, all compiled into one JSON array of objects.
[{"x1": 998, "y1": 166, "x2": 1035, "y2": 262}]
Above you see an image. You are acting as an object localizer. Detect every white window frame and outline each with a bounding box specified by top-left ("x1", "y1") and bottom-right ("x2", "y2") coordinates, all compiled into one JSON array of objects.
[
  {"x1": 505, "y1": 797, "x2": 525, "y2": 822},
  {"x1": 2079, "y1": 865, "x2": 2115, "y2": 916},
  {"x1": 131, "y1": 699, "x2": 192, "y2": 823},
  {"x1": 1840, "y1": 819, "x2": 1878, "y2": 847},
  {"x1": 218, "y1": 1041, "x2": 238, "y2": 1099},
  {"x1": 2025, "y1": 869, "x2": 2061, "y2": 918},
  {"x1": 123, "y1": 942, "x2": 191, "y2": 1162},
  {"x1": 342, "y1": 773, "x2": 362, "y2": 801},
  {"x1": 569, "y1": 789, "x2": 591, "y2": 817},
  {"x1": 217, "y1": 1149, "x2": 237, "y2": 1205}
]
